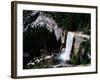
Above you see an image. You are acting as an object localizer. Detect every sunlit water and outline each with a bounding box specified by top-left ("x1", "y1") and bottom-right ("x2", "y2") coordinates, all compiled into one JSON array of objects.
[{"x1": 59, "y1": 32, "x2": 74, "y2": 62}]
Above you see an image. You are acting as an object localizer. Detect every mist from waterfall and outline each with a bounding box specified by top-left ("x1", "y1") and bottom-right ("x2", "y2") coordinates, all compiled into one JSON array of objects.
[{"x1": 59, "y1": 32, "x2": 74, "y2": 62}]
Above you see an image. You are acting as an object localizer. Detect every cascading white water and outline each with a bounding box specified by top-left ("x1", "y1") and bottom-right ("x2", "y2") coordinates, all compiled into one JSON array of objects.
[{"x1": 59, "y1": 31, "x2": 74, "y2": 62}]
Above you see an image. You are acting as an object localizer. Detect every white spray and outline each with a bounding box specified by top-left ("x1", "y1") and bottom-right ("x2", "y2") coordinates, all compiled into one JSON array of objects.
[{"x1": 59, "y1": 32, "x2": 74, "y2": 62}]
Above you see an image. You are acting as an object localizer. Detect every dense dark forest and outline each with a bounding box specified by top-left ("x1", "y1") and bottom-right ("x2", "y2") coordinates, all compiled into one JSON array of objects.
[{"x1": 23, "y1": 10, "x2": 91, "y2": 69}]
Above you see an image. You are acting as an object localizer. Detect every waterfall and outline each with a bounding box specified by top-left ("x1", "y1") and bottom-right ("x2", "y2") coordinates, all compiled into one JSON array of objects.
[{"x1": 59, "y1": 32, "x2": 74, "y2": 62}]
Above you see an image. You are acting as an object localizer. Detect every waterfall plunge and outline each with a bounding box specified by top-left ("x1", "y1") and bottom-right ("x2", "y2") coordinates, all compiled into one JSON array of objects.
[{"x1": 59, "y1": 32, "x2": 74, "y2": 62}]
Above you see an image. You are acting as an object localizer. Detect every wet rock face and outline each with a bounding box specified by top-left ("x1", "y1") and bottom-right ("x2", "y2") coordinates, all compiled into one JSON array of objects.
[
  {"x1": 73, "y1": 34, "x2": 84, "y2": 55},
  {"x1": 71, "y1": 33, "x2": 91, "y2": 65}
]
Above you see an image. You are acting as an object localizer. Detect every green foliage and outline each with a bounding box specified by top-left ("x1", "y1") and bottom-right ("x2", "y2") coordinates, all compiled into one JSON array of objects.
[
  {"x1": 45, "y1": 12, "x2": 90, "y2": 34},
  {"x1": 79, "y1": 39, "x2": 91, "y2": 64},
  {"x1": 71, "y1": 53, "x2": 79, "y2": 65},
  {"x1": 70, "y1": 38, "x2": 91, "y2": 65},
  {"x1": 31, "y1": 64, "x2": 48, "y2": 69}
]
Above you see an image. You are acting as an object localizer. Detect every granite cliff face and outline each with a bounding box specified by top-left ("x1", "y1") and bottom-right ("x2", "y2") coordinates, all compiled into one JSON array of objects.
[{"x1": 23, "y1": 11, "x2": 63, "y2": 41}]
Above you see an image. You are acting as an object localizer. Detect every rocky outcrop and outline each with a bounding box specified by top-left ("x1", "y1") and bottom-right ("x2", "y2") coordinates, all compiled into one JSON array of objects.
[
  {"x1": 71, "y1": 32, "x2": 90, "y2": 65},
  {"x1": 23, "y1": 11, "x2": 63, "y2": 41}
]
